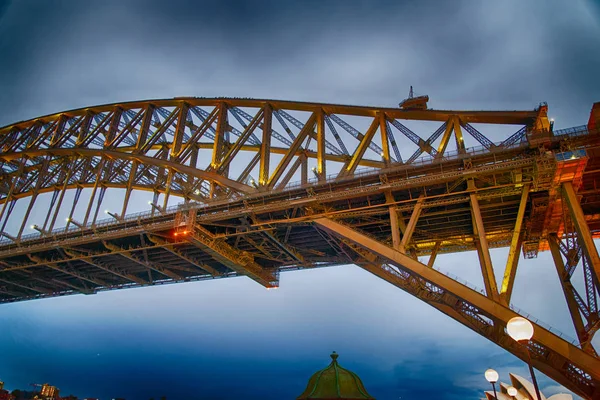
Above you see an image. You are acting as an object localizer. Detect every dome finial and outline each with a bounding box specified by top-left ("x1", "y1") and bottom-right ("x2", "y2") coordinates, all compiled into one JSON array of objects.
[{"x1": 330, "y1": 351, "x2": 339, "y2": 362}]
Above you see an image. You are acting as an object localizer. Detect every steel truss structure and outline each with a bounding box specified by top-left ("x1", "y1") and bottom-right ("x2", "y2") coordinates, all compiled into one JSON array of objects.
[{"x1": 0, "y1": 98, "x2": 599, "y2": 398}]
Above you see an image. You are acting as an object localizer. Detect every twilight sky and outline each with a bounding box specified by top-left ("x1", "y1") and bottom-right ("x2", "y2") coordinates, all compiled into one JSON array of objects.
[{"x1": 0, "y1": 1, "x2": 599, "y2": 399}]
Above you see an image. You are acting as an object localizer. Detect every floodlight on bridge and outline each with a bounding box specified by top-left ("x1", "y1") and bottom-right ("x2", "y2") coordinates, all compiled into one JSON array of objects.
[
  {"x1": 65, "y1": 217, "x2": 84, "y2": 228},
  {"x1": 104, "y1": 210, "x2": 121, "y2": 221},
  {"x1": 30, "y1": 224, "x2": 48, "y2": 235},
  {"x1": 311, "y1": 167, "x2": 319, "y2": 178},
  {"x1": 147, "y1": 201, "x2": 164, "y2": 214}
]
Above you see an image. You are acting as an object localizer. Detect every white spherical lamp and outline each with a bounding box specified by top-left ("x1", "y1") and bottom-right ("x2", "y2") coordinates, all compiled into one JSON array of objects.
[
  {"x1": 484, "y1": 368, "x2": 499, "y2": 383},
  {"x1": 507, "y1": 316, "x2": 534, "y2": 342},
  {"x1": 507, "y1": 386, "x2": 518, "y2": 397}
]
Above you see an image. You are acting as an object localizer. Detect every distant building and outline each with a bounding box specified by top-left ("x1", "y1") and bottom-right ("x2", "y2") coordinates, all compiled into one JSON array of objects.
[
  {"x1": 39, "y1": 384, "x2": 59, "y2": 399},
  {"x1": 0, "y1": 382, "x2": 11, "y2": 400},
  {"x1": 0, "y1": 383, "x2": 12, "y2": 400},
  {"x1": 297, "y1": 352, "x2": 375, "y2": 400}
]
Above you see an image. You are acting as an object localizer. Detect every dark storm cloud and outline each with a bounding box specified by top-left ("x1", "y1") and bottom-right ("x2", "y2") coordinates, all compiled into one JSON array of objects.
[{"x1": 1, "y1": 0, "x2": 598, "y2": 127}]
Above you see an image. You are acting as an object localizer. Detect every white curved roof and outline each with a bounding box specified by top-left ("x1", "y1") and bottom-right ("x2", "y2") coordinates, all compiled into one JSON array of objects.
[
  {"x1": 499, "y1": 381, "x2": 530, "y2": 400},
  {"x1": 510, "y1": 373, "x2": 547, "y2": 400},
  {"x1": 547, "y1": 394, "x2": 572, "y2": 400},
  {"x1": 483, "y1": 373, "x2": 572, "y2": 400},
  {"x1": 485, "y1": 391, "x2": 513, "y2": 400}
]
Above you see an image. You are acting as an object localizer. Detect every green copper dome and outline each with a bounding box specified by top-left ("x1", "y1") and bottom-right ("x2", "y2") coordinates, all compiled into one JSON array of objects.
[{"x1": 297, "y1": 352, "x2": 375, "y2": 400}]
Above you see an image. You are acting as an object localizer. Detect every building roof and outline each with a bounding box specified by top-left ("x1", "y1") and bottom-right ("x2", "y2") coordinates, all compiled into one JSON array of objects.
[
  {"x1": 297, "y1": 352, "x2": 375, "y2": 400},
  {"x1": 483, "y1": 373, "x2": 572, "y2": 400}
]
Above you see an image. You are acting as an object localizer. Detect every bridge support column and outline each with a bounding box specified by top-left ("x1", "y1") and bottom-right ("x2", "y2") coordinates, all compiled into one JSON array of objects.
[
  {"x1": 548, "y1": 233, "x2": 595, "y2": 354},
  {"x1": 379, "y1": 112, "x2": 391, "y2": 167},
  {"x1": 470, "y1": 190, "x2": 499, "y2": 301},
  {"x1": 399, "y1": 195, "x2": 424, "y2": 254},
  {"x1": 563, "y1": 182, "x2": 600, "y2": 283},
  {"x1": 427, "y1": 241, "x2": 441, "y2": 268},
  {"x1": 317, "y1": 109, "x2": 327, "y2": 182},
  {"x1": 385, "y1": 191, "x2": 402, "y2": 250},
  {"x1": 500, "y1": 184, "x2": 530, "y2": 305}
]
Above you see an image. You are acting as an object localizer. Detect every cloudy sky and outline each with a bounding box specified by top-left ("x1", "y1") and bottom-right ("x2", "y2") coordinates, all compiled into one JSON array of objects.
[{"x1": 0, "y1": 0, "x2": 599, "y2": 399}]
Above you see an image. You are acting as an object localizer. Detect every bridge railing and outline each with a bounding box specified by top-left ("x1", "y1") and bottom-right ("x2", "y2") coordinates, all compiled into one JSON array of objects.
[
  {"x1": 280, "y1": 139, "x2": 528, "y2": 192},
  {"x1": 553, "y1": 124, "x2": 589, "y2": 138},
  {"x1": 433, "y1": 268, "x2": 580, "y2": 347},
  {"x1": 280, "y1": 124, "x2": 593, "y2": 192}
]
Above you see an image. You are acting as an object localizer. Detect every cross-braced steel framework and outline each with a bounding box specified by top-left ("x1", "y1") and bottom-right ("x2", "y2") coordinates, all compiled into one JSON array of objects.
[{"x1": 0, "y1": 98, "x2": 599, "y2": 398}]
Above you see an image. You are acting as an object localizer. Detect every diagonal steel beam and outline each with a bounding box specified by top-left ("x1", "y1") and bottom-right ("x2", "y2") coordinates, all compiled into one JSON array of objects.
[
  {"x1": 147, "y1": 235, "x2": 221, "y2": 276},
  {"x1": 548, "y1": 233, "x2": 596, "y2": 355},
  {"x1": 399, "y1": 195, "x2": 425, "y2": 253},
  {"x1": 562, "y1": 182, "x2": 600, "y2": 286},
  {"x1": 0, "y1": 277, "x2": 51, "y2": 295},
  {"x1": 63, "y1": 248, "x2": 148, "y2": 285},
  {"x1": 187, "y1": 224, "x2": 278, "y2": 288},
  {"x1": 500, "y1": 183, "x2": 530, "y2": 304},
  {"x1": 4, "y1": 148, "x2": 255, "y2": 195},
  {"x1": 338, "y1": 116, "x2": 380, "y2": 178},
  {"x1": 427, "y1": 241, "x2": 442, "y2": 268},
  {"x1": 27, "y1": 254, "x2": 108, "y2": 288},
  {"x1": 436, "y1": 117, "x2": 455, "y2": 157},
  {"x1": 470, "y1": 190, "x2": 499, "y2": 301},
  {"x1": 267, "y1": 112, "x2": 316, "y2": 188},
  {"x1": 102, "y1": 241, "x2": 183, "y2": 281},
  {"x1": 17, "y1": 269, "x2": 91, "y2": 294}
]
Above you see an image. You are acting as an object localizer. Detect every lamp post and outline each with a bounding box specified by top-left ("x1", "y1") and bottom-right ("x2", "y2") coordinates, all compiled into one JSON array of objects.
[
  {"x1": 104, "y1": 210, "x2": 121, "y2": 221},
  {"x1": 311, "y1": 167, "x2": 319, "y2": 179},
  {"x1": 65, "y1": 217, "x2": 84, "y2": 228},
  {"x1": 507, "y1": 316, "x2": 542, "y2": 400},
  {"x1": 147, "y1": 201, "x2": 163, "y2": 214},
  {"x1": 484, "y1": 368, "x2": 499, "y2": 399},
  {"x1": 507, "y1": 386, "x2": 518, "y2": 400}
]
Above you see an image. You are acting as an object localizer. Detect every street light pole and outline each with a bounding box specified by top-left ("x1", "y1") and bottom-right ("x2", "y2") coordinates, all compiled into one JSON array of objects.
[
  {"x1": 523, "y1": 345, "x2": 542, "y2": 400},
  {"x1": 485, "y1": 368, "x2": 499, "y2": 399},
  {"x1": 506, "y1": 317, "x2": 543, "y2": 400}
]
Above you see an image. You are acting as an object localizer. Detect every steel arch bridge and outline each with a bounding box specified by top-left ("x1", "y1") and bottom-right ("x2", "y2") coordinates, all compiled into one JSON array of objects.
[{"x1": 0, "y1": 97, "x2": 600, "y2": 398}]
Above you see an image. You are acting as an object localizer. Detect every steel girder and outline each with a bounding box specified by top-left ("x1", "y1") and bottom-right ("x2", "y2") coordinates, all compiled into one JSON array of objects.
[{"x1": 1, "y1": 98, "x2": 600, "y2": 398}]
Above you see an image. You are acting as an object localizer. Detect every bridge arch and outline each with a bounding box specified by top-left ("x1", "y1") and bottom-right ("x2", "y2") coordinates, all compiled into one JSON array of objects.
[{"x1": 1, "y1": 98, "x2": 599, "y2": 398}]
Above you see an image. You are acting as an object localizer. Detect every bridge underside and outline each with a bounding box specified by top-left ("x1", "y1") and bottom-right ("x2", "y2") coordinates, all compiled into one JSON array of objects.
[{"x1": 1, "y1": 98, "x2": 600, "y2": 398}]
